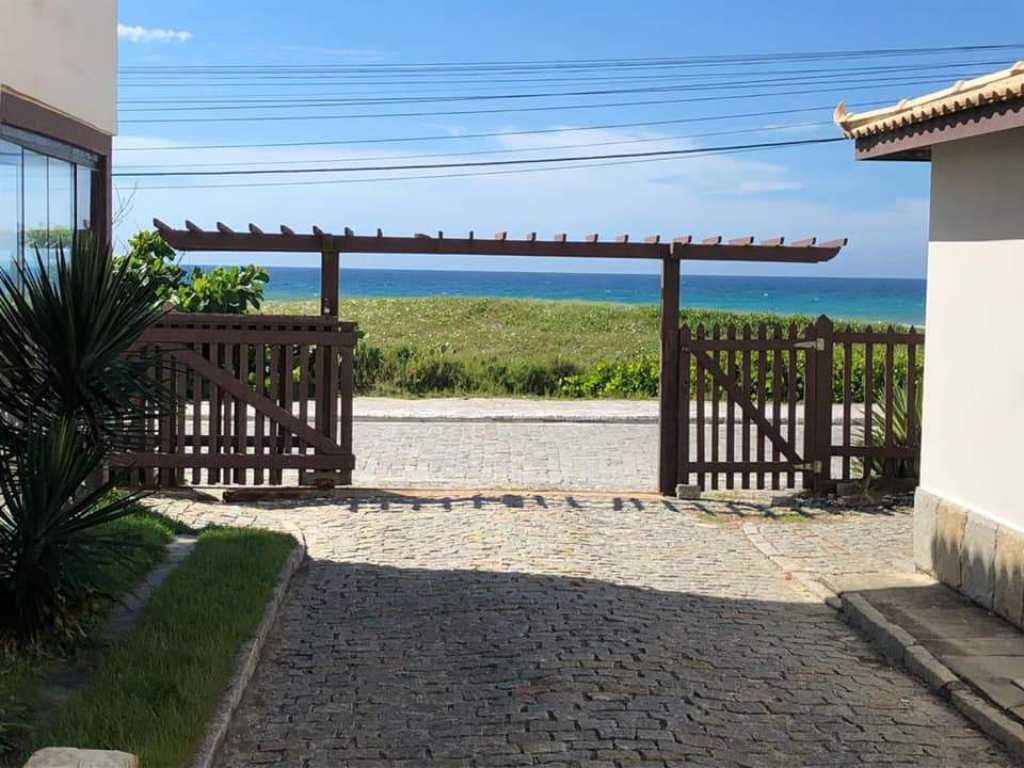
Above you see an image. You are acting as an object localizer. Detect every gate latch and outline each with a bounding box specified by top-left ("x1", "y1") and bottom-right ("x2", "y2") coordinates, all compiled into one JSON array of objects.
[
  {"x1": 793, "y1": 338, "x2": 826, "y2": 351},
  {"x1": 794, "y1": 460, "x2": 823, "y2": 473}
]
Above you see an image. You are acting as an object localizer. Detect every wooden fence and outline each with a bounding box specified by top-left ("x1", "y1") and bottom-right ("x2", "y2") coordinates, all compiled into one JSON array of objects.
[
  {"x1": 677, "y1": 316, "x2": 923, "y2": 492},
  {"x1": 111, "y1": 313, "x2": 356, "y2": 487}
]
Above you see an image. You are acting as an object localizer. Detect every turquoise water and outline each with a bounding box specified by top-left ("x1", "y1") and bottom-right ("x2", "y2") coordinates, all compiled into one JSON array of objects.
[{"x1": 230, "y1": 266, "x2": 925, "y2": 326}]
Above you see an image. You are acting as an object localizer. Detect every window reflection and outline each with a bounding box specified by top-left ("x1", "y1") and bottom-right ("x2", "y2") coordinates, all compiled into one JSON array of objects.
[
  {"x1": 76, "y1": 164, "x2": 93, "y2": 236},
  {"x1": 48, "y1": 158, "x2": 73, "y2": 266},
  {"x1": 0, "y1": 134, "x2": 100, "y2": 279},
  {"x1": 23, "y1": 150, "x2": 47, "y2": 267},
  {"x1": 0, "y1": 140, "x2": 19, "y2": 275}
]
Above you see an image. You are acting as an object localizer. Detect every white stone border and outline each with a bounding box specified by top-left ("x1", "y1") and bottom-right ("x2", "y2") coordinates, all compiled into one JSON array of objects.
[{"x1": 188, "y1": 527, "x2": 307, "y2": 768}]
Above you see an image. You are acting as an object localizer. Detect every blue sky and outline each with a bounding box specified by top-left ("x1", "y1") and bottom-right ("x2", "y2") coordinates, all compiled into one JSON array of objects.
[{"x1": 113, "y1": 1, "x2": 1024, "y2": 278}]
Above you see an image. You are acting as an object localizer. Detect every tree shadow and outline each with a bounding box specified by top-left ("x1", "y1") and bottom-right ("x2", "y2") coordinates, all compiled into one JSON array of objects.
[{"x1": 220, "y1": 561, "x2": 1014, "y2": 767}]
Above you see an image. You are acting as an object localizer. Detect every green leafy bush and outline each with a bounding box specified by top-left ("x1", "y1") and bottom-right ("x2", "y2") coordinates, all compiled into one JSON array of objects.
[
  {"x1": 116, "y1": 230, "x2": 268, "y2": 314},
  {"x1": 118, "y1": 230, "x2": 184, "y2": 302},
  {"x1": 174, "y1": 265, "x2": 269, "y2": 314}
]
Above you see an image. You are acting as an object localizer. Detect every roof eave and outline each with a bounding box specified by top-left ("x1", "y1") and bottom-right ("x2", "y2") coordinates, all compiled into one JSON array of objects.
[{"x1": 851, "y1": 97, "x2": 1024, "y2": 162}]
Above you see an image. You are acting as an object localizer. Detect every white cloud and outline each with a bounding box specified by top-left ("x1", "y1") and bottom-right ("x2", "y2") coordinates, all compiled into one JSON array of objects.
[
  {"x1": 735, "y1": 180, "x2": 805, "y2": 194},
  {"x1": 118, "y1": 23, "x2": 193, "y2": 44},
  {"x1": 111, "y1": 128, "x2": 927, "y2": 278}
]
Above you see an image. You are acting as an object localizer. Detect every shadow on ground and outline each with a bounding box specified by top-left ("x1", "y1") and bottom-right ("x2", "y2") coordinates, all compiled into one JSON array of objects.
[
  {"x1": 217, "y1": 560, "x2": 1013, "y2": 768},
  {"x1": 247, "y1": 488, "x2": 909, "y2": 521}
]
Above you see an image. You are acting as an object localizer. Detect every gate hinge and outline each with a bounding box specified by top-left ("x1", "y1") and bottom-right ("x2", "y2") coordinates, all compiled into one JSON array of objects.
[{"x1": 793, "y1": 338, "x2": 826, "y2": 351}]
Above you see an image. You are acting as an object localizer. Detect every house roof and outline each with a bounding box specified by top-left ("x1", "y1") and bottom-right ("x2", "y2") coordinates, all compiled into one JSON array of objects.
[{"x1": 834, "y1": 61, "x2": 1024, "y2": 160}]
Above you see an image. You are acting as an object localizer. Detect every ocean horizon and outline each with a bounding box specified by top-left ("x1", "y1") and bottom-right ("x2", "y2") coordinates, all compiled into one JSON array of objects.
[{"x1": 205, "y1": 265, "x2": 926, "y2": 326}]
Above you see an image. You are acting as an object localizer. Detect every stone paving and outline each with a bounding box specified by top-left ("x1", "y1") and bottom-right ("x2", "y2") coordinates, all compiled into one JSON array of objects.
[
  {"x1": 353, "y1": 421, "x2": 656, "y2": 490},
  {"x1": 154, "y1": 493, "x2": 1017, "y2": 767}
]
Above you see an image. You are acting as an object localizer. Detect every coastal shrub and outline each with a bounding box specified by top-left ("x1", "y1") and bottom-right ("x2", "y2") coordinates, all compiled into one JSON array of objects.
[
  {"x1": 559, "y1": 355, "x2": 659, "y2": 398},
  {"x1": 117, "y1": 230, "x2": 268, "y2": 314},
  {"x1": 264, "y1": 298, "x2": 925, "y2": 401},
  {"x1": 118, "y1": 230, "x2": 184, "y2": 302},
  {"x1": 174, "y1": 264, "x2": 269, "y2": 314}
]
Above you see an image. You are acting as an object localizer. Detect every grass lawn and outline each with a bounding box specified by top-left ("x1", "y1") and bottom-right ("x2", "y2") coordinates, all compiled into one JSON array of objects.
[
  {"x1": 263, "y1": 297, "x2": 915, "y2": 400},
  {"x1": 267, "y1": 296, "x2": 831, "y2": 368},
  {"x1": 0, "y1": 511, "x2": 176, "y2": 762},
  {"x1": 36, "y1": 527, "x2": 295, "y2": 768}
]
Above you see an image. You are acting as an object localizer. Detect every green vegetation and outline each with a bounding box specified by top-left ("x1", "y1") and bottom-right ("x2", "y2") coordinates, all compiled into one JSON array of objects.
[
  {"x1": 117, "y1": 230, "x2": 269, "y2": 314},
  {"x1": 0, "y1": 240, "x2": 170, "y2": 640},
  {"x1": 0, "y1": 510, "x2": 176, "y2": 761},
  {"x1": 37, "y1": 528, "x2": 295, "y2": 768},
  {"x1": 264, "y1": 297, "x2": 922, "y2": 400}
]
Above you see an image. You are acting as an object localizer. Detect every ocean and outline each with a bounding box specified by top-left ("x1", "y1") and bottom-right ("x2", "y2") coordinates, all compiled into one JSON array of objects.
[{"x1": 227, "y1": 266, "x2": 926, "y2": 326}]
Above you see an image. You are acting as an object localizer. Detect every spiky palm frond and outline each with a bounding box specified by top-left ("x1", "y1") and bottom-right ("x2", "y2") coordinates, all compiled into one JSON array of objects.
[
  {"x1": 0, "y1": 237, "x2": 170, "y2": 452},
  {"x1": 0, "y1": 419, "x2": 142, "y2": 637},
  {"x1": 853, "y1": 380, "x2": 923, "y2": 480}
]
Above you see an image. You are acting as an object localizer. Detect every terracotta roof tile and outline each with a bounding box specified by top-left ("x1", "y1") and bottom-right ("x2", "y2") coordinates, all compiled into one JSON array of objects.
[{"x1": 834, "y1": 61, "x2": 1024, "y2": 139}]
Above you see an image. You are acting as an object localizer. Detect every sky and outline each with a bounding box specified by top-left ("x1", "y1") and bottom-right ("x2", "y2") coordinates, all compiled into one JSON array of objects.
[{"x1": 113, "y1": 0, "x2": 1024, "y2": 278}]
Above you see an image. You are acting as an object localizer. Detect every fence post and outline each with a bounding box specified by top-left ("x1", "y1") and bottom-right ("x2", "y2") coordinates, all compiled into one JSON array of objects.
[
  {"x1": 814, "y1": 315, "x2": 834, "y2": 491},
  {"x1": 658, "y1": 254, "x2": 681, "y2": 496}
]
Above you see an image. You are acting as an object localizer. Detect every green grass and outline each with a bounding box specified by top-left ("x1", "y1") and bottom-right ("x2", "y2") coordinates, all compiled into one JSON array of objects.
[
  {"x1": 271, "y1": 296, "x2": 843, "y2": 368},
  {"x1": 36, "y1": 527, "x2": 295, "y2": 768},
  {"x1": 264, "y1": 297, "x2": 918, "y2": 400},
  {"x1": 0, "y1": 510, "x2": 176, "y2": 761}
]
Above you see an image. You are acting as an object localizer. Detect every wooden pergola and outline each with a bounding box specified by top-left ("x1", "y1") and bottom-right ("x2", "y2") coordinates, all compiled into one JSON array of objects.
[{"x1": 154, "y1": 219, "x2": 845, "y2": 494}]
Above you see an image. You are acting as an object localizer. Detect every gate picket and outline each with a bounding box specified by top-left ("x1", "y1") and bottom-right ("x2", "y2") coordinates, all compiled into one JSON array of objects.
[
  {"x1": 676, "y1": 318, "x2": 925, "y2": 493},
  {"x1": 114, "y1": 313, "x2": 355, "y2": 487}
]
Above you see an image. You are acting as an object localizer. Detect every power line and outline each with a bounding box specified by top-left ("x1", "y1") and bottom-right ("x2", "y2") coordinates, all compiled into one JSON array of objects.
[
  {"x1": 113, "y1": 120, "x2": 833, "y2": 171},
  {"x1": 116, "y1": 43, "x2": 1024, "y2": 75},
  {"x1": 114, "y1": 103, "x2": 866, "y2": 152},
  {"x1": 113, "y1": 136, "x2": 844, "y2": 178},
  {"x1": 116, "y1": 57, "x2": 1019, "y2": 90},
  {"x1": 115, "y1": 66, "x2": 1005, "y2": 111},
  {"x1": 116, "y1": 75, "x2": 977, "y2": 124},
  {"x1": 114, "y1": 139, "x2": 841, "y2": 192}
]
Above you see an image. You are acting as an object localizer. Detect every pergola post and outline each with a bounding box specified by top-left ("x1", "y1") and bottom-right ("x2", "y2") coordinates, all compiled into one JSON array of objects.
[
  {"x1": 320, "y1": 238, "x2": 340, "y2": 317},
  {"x1": 658, "y1": 254, "x2": 681, "y2": 496}
]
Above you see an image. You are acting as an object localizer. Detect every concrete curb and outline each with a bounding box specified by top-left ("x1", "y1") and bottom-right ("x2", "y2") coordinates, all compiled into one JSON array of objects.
[
  {"x1": 189, "y1": 528, "x2": 307, "y2": 768},
  {"x1": 839, "y1": 591, "x2": 1024, "y2": 758}
]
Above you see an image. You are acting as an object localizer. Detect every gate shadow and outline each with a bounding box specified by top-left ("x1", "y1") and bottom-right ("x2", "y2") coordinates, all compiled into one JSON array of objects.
[
  {"x1": 255, "y1": 489, "x2": 907, "y2": 520},
  {"x1": 225, "y1": 559, "x2": 1011, "y2": 767}
]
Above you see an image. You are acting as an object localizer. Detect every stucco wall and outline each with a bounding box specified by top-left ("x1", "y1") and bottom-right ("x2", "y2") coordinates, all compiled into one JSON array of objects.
[
  {"x1": 921, "y1": 127, "x2": 1024, "y2": 532},
  {"x1": 0, "y1": 0, "x2": 117, "y2": 135}
]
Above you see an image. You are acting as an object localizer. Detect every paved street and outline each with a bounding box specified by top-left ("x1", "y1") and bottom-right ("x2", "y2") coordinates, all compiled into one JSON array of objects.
[
  {"x1": 348, "y1": 398, "x2": 860, "y2": 491},
  {"x1": 353, "y1": 420, "x2": 657, "y2": 490},
  {"x1": 157, "y1": 494, "x2": 1015, "y2": 767}
]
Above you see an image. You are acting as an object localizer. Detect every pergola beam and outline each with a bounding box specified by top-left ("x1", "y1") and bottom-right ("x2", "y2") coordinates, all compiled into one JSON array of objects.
[
  {"x1": 153, "y1": 218, "x2": 847, "y2": 497},
  {"x1": 153, "y1": 220, "x2": 845, "y2": 263}
]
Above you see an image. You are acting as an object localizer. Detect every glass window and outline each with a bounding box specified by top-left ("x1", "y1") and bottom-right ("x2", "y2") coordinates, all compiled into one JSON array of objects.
[
  {"x1": 48, "y1": 157, "x2": 74, "y2": 259},
  {"x1": 75, "y1": 164, "x2": 93, "y2": 237},
  {"x1": 23, "y1": 150, "x2": 47, "y2": 268},
  {"x1": 0, "y1": 130, "x2": 102, "y2": 278},
  {"x1": 0, "y1": 139, "x2": 20, "y2": 276}
]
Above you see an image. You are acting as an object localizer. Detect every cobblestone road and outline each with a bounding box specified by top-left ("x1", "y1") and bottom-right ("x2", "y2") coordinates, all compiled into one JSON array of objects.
[
  {"x1": 157, "y1": 494, "x2": 1014, "y2": 767},
  {"x1": 353, "y1": 421, "x2": 656, "y2": 491}
]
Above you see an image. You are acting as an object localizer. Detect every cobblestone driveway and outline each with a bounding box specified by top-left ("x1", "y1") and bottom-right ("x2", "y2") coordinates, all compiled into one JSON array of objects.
[{"x1": 160, "y1": 494, "x2": 1014, "y2": 767}]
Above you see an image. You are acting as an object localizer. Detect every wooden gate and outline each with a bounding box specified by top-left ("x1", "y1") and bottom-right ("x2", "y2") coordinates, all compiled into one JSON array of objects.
[
  {"x1": 677, "y1": 316, "x2": 923, "y2": 492},
  {"x1": 112, "y1": 313, "x2": 356, "y2": 487},
  {"x1": 679, "y1": 320, "x2": 820, "y2": 490}
]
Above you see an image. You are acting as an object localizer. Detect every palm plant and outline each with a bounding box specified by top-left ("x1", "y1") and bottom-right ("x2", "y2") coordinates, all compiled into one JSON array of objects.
[
  {"x1": 0, "y1": 421, "x2": 143, "y2": 633},
  {"x1": 853, "y1": 379, "x2": 923, "y2": 481},
  {"x1": 0, "y1": 238, "x2": 170, "y2": 638},
  {"x1": 0, "y1": 236, "x2": 170, "y2": 452}
]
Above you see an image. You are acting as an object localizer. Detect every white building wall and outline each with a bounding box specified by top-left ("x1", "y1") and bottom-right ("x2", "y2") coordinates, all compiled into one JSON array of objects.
[
  {"x1": 921, "y1": 127, "x2": 1024, "y2": 531},
  {"x1": 0, "y1": 0, "x2": 117, "y2": 135}
]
